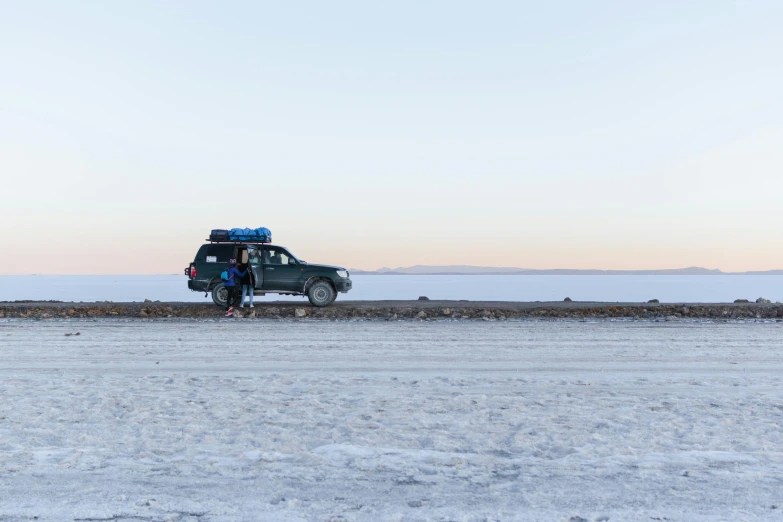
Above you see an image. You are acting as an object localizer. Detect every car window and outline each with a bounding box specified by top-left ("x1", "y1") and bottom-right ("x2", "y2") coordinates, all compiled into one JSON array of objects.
[
  {"x1": 263, "y1": 248, "x2": 292, "y2": 265},
  {"x1": 249, "y1": 247, "x2": 262, "y2": 265},
  {"x1": 203, "y1": 245, "x2": 233, "y2": 262}
]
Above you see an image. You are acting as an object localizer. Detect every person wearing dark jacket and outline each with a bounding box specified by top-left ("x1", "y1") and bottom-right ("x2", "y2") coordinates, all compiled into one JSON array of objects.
[
  {"x1": 239, "y1": 263, "x2": 254, "y2": 308},
  {"x1": 223, "y1": 259, "x2": 247, "y2": 317}
]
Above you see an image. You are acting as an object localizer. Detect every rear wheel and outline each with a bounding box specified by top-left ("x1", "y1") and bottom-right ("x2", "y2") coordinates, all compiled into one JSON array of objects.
[
  {"x1": 212, "y1": 284, "x2": 228, "y2": 307},
  {"x1": 211, "y1": 283, "x2": 242, "y2": 307},
  {"x1": 307, "y1": 280, "x2": 335, "y2": 307}
]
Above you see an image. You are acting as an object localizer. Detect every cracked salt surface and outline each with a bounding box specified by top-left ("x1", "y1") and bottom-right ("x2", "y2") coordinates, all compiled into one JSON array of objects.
[{"x1": 0, "y1": 320, "x2": 781, "y2": 521}]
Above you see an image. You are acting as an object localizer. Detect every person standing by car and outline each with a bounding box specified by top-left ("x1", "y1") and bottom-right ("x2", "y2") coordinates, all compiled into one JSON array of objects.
[
  {"x1": 239, "y1": 261, "x2": 254, "y2": 308},
  {"x1": 223, "y1": 259, "x2": 246, "y2": 317}
]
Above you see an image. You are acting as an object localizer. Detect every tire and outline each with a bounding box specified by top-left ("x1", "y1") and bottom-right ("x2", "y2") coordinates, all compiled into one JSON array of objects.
[
  {"x1": 211, "y1": 283, "x2": 228, "y2": 307},
  {"x1": 213, "y1": 284, "x2": 243, "y2": 307},
  {"x1": 307, "y1": 280, "x2": 335, "y2": 307}
]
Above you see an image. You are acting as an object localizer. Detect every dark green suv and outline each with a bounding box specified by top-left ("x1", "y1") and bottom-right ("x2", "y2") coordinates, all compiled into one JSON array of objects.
[{"x1": 185, "y1": 242, "x2": 352, "y2": 307}]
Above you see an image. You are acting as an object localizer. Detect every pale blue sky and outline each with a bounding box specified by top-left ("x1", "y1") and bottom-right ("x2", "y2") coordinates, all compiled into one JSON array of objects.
[{"x1": 1, "y1": 1, "x2": 782, "y2": 274}]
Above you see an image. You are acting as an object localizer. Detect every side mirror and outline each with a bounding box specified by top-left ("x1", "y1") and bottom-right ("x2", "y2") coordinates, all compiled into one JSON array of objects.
[{"x1": 288, "y1": 258, "x2": 297, "y2": 265}]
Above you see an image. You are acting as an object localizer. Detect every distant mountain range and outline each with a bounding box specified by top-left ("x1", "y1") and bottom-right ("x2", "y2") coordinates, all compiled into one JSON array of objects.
[{"x1": 348, "y1": 265, "x2": 783, "y2": 276}]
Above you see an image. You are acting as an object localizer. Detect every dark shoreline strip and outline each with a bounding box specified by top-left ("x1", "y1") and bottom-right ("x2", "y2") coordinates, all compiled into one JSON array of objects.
[{"x1": 1, "y1": 302, "x2": 782, "y2": 321}]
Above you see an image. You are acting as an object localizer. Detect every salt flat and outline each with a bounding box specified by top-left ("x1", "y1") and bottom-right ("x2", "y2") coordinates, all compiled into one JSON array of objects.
[{"x1": 0, "y1": 320, "x2": 781, "y2": 521}]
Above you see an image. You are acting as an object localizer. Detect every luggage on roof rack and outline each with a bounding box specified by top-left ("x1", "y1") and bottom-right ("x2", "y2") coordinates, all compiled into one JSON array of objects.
[
  {"x1": 210, "y1": 229, "x2": 229, "y2": 242},
  {"x1": 209, "y1": 227, "x2": 272, "y2": 243},
  {"x1": 229, "y1": 227, "x2": 271, "y2": 242}
]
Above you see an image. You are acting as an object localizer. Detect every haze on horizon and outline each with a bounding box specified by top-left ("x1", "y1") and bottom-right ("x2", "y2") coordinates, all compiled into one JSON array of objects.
[{"x1": 1, "y1": 1, "x2": 782, "y2": 275}]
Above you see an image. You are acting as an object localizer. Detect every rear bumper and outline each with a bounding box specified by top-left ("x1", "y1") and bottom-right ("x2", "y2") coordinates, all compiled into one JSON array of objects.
[
  {"x1": 188, "y1": 279, "x2": 211, "y2": 292},
  {"x1": 336, "y1": 279, "x2": 352, "y2": 293}
]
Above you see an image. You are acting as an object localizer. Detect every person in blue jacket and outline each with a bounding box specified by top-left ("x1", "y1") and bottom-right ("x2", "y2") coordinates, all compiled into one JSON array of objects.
[{"x1": 224, "y1": 259, "x2": 247, "y2": 317}]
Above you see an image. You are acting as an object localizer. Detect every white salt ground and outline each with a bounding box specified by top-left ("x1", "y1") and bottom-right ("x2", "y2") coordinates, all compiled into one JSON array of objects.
[{"x1": 0, "y1": 319, "x2": 781, "y2": 521}]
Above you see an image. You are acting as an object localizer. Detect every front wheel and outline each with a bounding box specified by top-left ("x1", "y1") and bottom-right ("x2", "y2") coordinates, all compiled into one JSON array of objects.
[{"x1": 307, "y1": 280, "x2": 335, "y2": 307}]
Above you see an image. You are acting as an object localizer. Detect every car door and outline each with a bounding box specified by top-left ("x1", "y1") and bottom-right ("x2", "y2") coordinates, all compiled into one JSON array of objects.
[
  {"x1": 261, "y1": 247, "x2": 301, "y2": 291},
  {"x1": 246, "y1": 245, "x2": 264, "y2": 289}
]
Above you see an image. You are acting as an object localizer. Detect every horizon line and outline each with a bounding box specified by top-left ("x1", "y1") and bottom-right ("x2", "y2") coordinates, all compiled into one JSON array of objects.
[{"x1": 3, "y1": 267, "x2": 783, "y2": 277}]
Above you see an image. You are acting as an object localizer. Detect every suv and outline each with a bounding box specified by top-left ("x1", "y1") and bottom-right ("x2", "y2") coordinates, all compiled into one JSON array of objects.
[{"x1": 185, "y1": 241, "x2": 352, "y2": 307}]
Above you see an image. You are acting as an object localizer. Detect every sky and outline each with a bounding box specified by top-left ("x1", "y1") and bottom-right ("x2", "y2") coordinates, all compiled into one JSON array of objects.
[{"x1": 1, "y1": 1, "x2": 782, "y2": 274}]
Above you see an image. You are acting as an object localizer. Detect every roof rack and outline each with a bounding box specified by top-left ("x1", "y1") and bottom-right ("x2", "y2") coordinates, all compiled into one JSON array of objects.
[{"x1": 207, "y1": 239, "x2": 272, "y2": 244}]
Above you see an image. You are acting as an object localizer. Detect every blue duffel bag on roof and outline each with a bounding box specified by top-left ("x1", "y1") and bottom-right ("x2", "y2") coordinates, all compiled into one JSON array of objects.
[
  {"x1": 255, "y1": 227, "x2": 271, "y2": 241},
  {"x1": 228, "y1": 227, "x2": 272, "y2": 242}
]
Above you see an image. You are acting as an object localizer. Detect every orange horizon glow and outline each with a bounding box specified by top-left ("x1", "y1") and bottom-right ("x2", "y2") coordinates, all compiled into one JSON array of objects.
[{"x1": 2, "y1": 234, "x2": 782, "y2": 275}]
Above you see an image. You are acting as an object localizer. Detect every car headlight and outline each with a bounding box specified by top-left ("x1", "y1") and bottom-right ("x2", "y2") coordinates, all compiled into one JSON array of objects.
[{"x1": 336, "y1": 270, "x2": 348, "y2": 279}]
